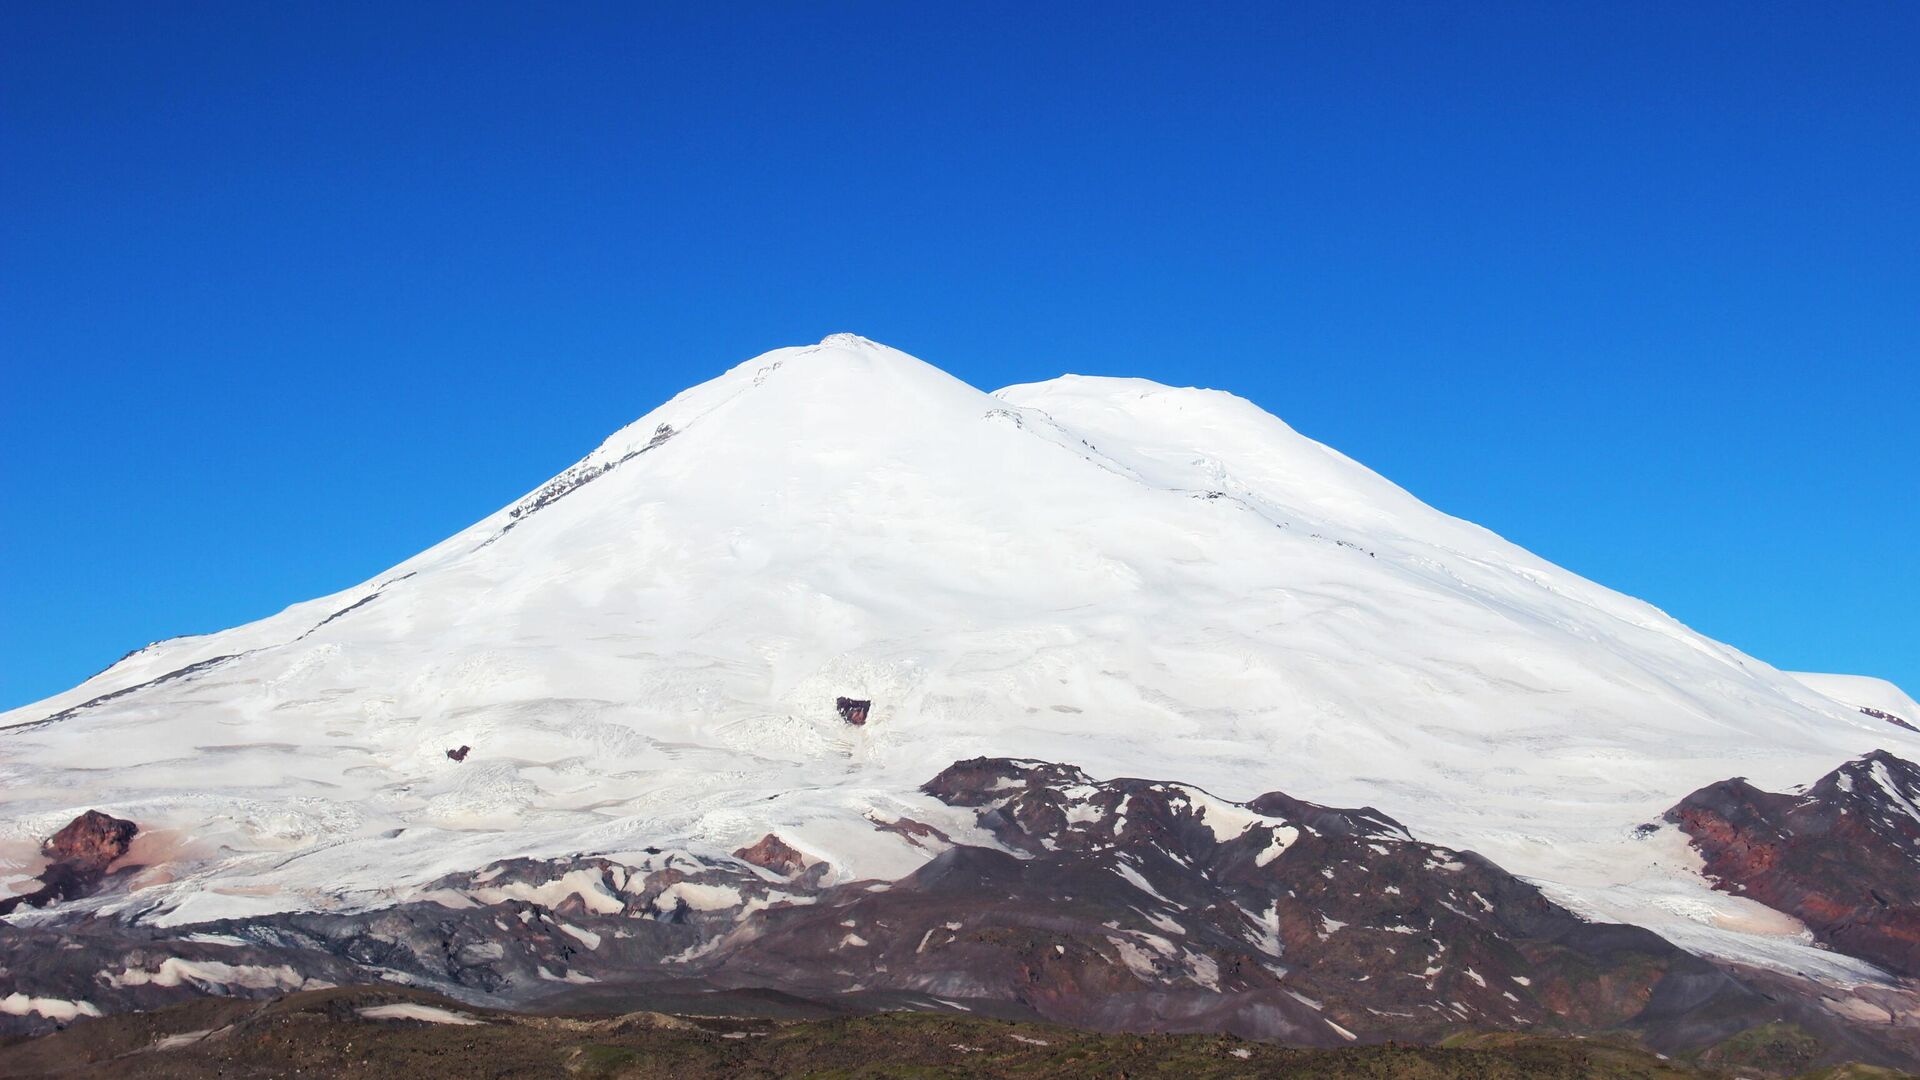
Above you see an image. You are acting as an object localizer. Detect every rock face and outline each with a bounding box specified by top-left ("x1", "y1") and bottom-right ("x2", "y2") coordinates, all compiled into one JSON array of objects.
[
  {"x1": 7, "y1": 336, "x2": 1914, "y2": 1048},
  {"x1": 446, "y1": 745, "x2": 471, "y2": 762},
  {"x1": 7, "y1": 759, "x2": 1920, "y2": 1072},
  {"x1": 1666, "y1": 749, "x2": 1920, "y2": 978},
  {"x1": 0, "y1": 810, "x2": 137, "y2": 917},
  {"x1": 733, "y1": 833, "x2": 809, "y2": 879},
  {"x1": 43, "y1": 810, "x2": 138, "y2": 867},
  {"x1": 713, "y1": 758, "x2": 1752, "y2": 1045},
  {"x1": 1862, "y1": 706, "x2": 1920, "y2": 733}
]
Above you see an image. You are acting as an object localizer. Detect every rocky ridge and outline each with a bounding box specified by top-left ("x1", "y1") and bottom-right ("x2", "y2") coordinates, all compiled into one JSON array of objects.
[
  {"x1": 1667, "y1": 750, "x2": 1920, "y2": 979},
  {"x1": 6, "y1": 758, "x2": 1920, "y2": 1071}
]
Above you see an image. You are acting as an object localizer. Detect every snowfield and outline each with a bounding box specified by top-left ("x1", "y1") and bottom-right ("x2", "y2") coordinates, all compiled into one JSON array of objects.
[
  {"x1": 1788, "y1": 671, "x2": 1920, "y2": 729},
  {"x1": 1, "y1": 334, "x2": 1911, "y2": 981}
]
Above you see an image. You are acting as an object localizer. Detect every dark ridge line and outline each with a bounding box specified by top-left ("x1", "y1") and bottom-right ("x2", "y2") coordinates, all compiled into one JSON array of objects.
[
  {"x1": 1861, "y1": 705, "x2": 1920, "y2": 733},
  {"x1": 45, "y1": 571, "x2": 421, "y2": 732},
  {"x1": 75, "y1": 572, "x2": 420, "y2": 699},
  {"x1": 507, "y1": 449, "x2": 645, "y2": 521},
  {"x1": 296, "y1": 569, "x2": 425, "y2": 640},
  {"x1": 297, "y1": 592, "x2": 383, "y2": 641},
  {"x1": 477, "y1": 424, "x2": 677, "y2": 551},
  {"x1": 6, "y1": 653, "x2": 244, "y2": 735},
  {"x1": 79, "y1": 633, "x2": 198, "y2": 684},
  {"x1": 91, "y1": 643, "x2": 155, "y2": 679}
]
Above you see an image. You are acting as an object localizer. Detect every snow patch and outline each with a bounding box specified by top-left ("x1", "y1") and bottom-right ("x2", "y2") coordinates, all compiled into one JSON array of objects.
[
  {"x1": 472, "y1": 869, "x2": 623, "y2": 915},
  {"x1": 358, "y1": 1003, "x2": 484, "y2": 1025},
  {"x1": 107, "y1": 958, "x2": 326, "y2": 993},
  {"x1": 652, "y1": 881, "x2": 742, "y2": 913},
  {"x1": 1, "y1": 993, "x2": 103, "y2": 1022}
]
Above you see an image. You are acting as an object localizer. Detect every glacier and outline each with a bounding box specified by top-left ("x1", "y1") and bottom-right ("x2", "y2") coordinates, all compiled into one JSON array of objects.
[{"x1": 2, "y1": 332, "x2": 1912, "y2": 981}]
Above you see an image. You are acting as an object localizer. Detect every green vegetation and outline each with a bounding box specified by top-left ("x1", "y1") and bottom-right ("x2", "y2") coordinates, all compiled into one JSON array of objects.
[
  {"x1": 1698, "y1": 1022, "x2": 1826, "y2": 1075},
  {"x1": 1, "y1": 987, "x2": 1912, "y2": 1079}
]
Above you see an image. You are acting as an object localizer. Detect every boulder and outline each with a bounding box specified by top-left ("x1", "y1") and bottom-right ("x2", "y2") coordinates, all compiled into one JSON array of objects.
[{"x1": 0, "y1": 809, "x2": 138, "y2": 916}]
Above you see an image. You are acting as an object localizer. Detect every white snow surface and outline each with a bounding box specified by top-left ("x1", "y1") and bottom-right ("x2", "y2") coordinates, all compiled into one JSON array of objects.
[
  {"x1": 1, "y1": 334, "x2": 1911, "y2": 980},
  {"x1": 357, "y1": 1003, "x2": 485, "y2": 1025},
  {"x1": 1788, "y1": 672, "x2": 1920, "y2": 728},
  {"x1": 0, "y1": 994, "x2": 103, "y2": 1022}
]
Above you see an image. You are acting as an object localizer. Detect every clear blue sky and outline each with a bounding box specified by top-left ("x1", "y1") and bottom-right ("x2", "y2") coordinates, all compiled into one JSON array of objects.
[{"x1": 3, "y1": 3, "x2": 1915, "y2": 710}]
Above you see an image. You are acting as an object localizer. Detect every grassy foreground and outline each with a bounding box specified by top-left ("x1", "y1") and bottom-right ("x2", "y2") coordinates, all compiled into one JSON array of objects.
[{"x1": 0, "y1": 985, "x2": 1910, "y2": 1079}]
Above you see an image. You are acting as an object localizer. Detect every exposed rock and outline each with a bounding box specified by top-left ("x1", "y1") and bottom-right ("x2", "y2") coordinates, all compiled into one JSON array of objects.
[
  {"x1": 1861, "y1": 706, "x2": 1920, "y2": 733},
  {"x1": 8, "y1": 759, "x2": 1920, "y2": 1071},
  {"x1": 447, "y1": 745, "x2": 471, "y2": 762},
  {"x1": 804, "y1": 757, "x2": 1747, "y2": 1044},
  {"x1": 867, "y1": 815, "x2": 954, "y2": 851},
  {"x1": 43, "y1": 810, "x2": 138, "y2": 867},
  {"x1": 1666, "y1": 749, "x2": 1920, "y2": 978},
  {"x1": 16, "y1": 654, "x2": 240, "y2": 733},
  {"x1": 0, "y1": 810, "x2": 138, "y2": 917},
  {"x1": 481, "y1": 426, "x2": 678, "y2": 548},
  {"x1": 835, "y1": 697, "x2": 870, "y2": 726},
  {"x1": 733, "y1": 833, "x2": 807, "y2": 877}
]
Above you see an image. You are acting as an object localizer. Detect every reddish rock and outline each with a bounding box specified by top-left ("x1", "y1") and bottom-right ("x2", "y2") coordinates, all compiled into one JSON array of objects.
[
  {"x1": 1, "y1": 809, "x2": 138, "y2": 916},
  {"x1": 41, "y1": 809, "x2": 137, "y2": 870},
  {"x1": 734, "y1": 833, "x2": 808, "y2": 877},
  {"x1": 1861, "y1": 706, "x2": 1920, "y2": 733},
  {"x1": 1666, "y1": 750, "x2": 1920, "y2": 977},
  {"x1": 447, "y1": 745, "x2": 472, "y2": 762},
  {"x1": 835, "y1": 697, "x2": 870, "y2": 726},
  {"x1": 722, "y1": 757, "x2": 1740, "y2": 1047},
  {"x1": 869, "y1": 815, "x2": 954, "y2": 851}
]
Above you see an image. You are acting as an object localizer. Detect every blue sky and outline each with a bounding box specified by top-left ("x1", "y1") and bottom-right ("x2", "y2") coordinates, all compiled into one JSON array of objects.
[{"x1": 3, "y1": 3, "x2": 1915, "y2": 709}]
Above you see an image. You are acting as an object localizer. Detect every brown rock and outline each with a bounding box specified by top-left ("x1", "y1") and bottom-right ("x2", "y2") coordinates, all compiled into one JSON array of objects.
[
  {"x1": 1861, "y1": 706, "x2": 1920, "y2": 732},
  {"x1": 0, "y1": 810, "x2": 139, "y2": 916},
  {"x1": 835, "y1": 697, "x2": 870, "y2": 726},
  {"x1": 1666, "y1": 750, "x2": 1920, "y2": 977},
  {"x1": 447, "y1": 745, "x2": 472, "y2": 762},
  {"x1": 42, "y1": 809, "x2": 138, "y2": 870},
  {"x1": 870, "y1": 815, "x2": 954, "y2": 851},
  {"x1": 734, "y1": 833, "x2": 808, "y2": 877}
]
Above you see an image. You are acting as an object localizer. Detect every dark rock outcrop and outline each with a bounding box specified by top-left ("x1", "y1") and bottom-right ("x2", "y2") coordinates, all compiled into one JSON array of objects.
[
  {"x1": 0, "y1": 809, "x2": 138, "y2": 916},
  {"x1": 447, "y1": 745, "x2": 471, "y2": 762},
  {"x1": 9, "y1": 759, "x2": 1920, "y2": 1070},
  {"x1": 43, "y1": 810, "x2": 139, "y2": 866},
  {"x1": 710, "y1": 757, "x2": 1748, "y2": 1046},
  {"x1": 835, "y1": 697, "x2": 870, "y2": 726},
  {"x1": 734, "y1": 833, "x2": 808, "y2": 878},
  {"x1": 1666, "y1": 749, "x2": 1920, "y2": 978},
  {"x1": 1861, "y1": 706, "x2": 1920, "y2": 733}
]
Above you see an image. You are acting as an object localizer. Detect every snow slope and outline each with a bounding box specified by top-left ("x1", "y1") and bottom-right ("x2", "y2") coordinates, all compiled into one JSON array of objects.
[
  {"x1": 2, "y1": 334, "x2": 1910, "y2": 976},
  {"x1": 1788, "y1": 672, "x2": 1920, "y2": 729}
]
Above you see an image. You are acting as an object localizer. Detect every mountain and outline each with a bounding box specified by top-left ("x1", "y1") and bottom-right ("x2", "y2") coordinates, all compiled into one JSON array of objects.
[
  {"x1": 3, "y1": 335, "x2": 1917, "y2": 1065},
  {"x1": 1667, "y1": 750, "x2": 1920, "y2": 978},
  {"x1": 1788, "y1": 671, "x2": 1920, "y2": 731}
]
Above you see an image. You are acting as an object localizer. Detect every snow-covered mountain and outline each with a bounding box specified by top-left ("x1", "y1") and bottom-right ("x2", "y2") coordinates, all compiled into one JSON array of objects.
[
  {"x1": 1789, "y1": 671, "x2": 1920, "y2": 730},
  {"x1": 3, "y1": 333, "x2": 1913, "y2": 996}
]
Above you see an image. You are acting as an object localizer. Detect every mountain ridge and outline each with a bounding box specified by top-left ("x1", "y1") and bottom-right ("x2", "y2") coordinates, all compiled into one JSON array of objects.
[{"x1": 1, "y1": 334, "x2": 1911, "y2": 990}]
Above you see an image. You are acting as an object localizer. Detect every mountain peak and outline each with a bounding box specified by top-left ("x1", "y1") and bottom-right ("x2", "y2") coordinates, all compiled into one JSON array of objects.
[
  {"x1": 814, "y1": 332, "x2": 883, "y2": 350},
  {"x1": 2, "y1": 332, "x2": 1909, "y2": 1006}
]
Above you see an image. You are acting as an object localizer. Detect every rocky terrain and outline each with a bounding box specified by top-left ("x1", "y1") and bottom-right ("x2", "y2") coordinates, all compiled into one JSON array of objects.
[
  {"x1": 6, "y1": 755, "x2": 1920, "y2": 1073},
  {"x1": 5, "y1": 336, "x2": 1919, "y2": 1072},
  {"x1": 1667, "y1": 751, "x2": 1920, "y2": 979},
  {"x1": 0, "y1": 811, "x2": 136, "y2": 917},
  {"x1": 2, "y1": 983, "x2": 1914, "y2": 1080}
]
